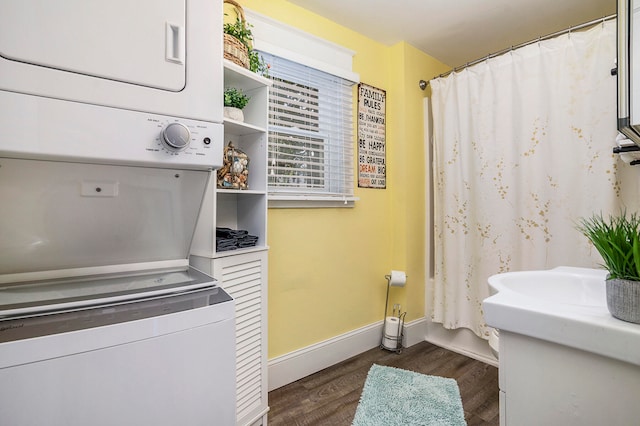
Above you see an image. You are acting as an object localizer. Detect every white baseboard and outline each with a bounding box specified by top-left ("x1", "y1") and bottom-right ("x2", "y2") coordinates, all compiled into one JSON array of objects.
[
  {"x1": 425, "y1": 321, "x2": 499, "y2": 367},
  {"x1": 403, "y1": 316, "x2": 429, "y2": 347},
  {"x1": 267, "y1": 322, "x2": 382, "y2": 391},
  {"x1": 267, "y1": 317, "x2": 430, "y2": 391}
]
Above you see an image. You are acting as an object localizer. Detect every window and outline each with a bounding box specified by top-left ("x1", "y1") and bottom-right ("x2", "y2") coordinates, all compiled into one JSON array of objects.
[{"x1": 260, "y1": 52, "x2": 356, "y2": 207}]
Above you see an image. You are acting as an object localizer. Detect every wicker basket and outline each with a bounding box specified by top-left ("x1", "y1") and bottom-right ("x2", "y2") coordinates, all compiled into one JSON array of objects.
[{"x1": 223, "y1": 0, "x2": 250, "y2": 69}]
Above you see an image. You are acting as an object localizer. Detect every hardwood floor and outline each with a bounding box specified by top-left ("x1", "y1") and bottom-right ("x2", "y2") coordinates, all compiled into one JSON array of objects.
[{"x1": 267, "y1": 341, "x2": 499, "y2": 425}]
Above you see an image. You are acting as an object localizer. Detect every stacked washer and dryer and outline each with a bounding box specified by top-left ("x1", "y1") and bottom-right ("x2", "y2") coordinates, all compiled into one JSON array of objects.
[{"x1": 0, "y1": 1, "x2": 236, "y2": 425}]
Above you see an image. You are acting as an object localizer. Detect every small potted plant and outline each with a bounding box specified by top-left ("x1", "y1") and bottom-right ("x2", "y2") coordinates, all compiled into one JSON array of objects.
[
  {"x1": 224, "y1": 87, "x2": 250, "y2": 122},
  {"x1": 578, "y1": 211, "x2": 640, "y2": 323}
]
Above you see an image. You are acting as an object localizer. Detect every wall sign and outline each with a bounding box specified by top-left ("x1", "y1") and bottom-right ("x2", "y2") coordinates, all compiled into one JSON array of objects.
[{"x1": 357, "y1": 83, "x2": 386, "y2": 188}]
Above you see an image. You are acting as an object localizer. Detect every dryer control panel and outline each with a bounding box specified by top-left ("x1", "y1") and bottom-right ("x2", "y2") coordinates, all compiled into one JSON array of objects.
[{"x1": 0, "y1": 90, "x2": 223, "y2": 170}]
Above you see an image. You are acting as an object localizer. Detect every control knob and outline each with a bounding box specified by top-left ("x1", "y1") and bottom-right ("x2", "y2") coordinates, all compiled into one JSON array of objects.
[{"x1": 162, "y1": 122, "x2": 191, "y2": 151}]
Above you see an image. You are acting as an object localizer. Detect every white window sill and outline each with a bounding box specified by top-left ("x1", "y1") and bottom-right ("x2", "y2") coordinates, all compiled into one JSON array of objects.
[{"x1": 268, "y1": 195, "x2": 358, "y2": 209}]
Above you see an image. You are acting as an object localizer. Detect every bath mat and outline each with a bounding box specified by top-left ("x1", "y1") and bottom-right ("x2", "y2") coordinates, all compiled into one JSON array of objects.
[{"x1": 352, "y1": 364, "x2": 466, "y2": 426}]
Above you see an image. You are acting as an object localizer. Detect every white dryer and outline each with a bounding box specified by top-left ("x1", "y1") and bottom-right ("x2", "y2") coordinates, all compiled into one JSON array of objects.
[{"x1": 0, "y1": 1, "x2": 235, "y2": 425}]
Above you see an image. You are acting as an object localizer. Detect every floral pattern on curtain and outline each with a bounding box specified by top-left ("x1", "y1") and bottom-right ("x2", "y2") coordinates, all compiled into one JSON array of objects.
[{"x1": 429, "y1": 20, "x2": 629, "y2": 339}]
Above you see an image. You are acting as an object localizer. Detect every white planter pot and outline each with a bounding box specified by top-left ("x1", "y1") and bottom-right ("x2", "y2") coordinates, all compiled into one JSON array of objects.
[{"x1": 223, "y1": 106, "x2": 244, "y2": 122}]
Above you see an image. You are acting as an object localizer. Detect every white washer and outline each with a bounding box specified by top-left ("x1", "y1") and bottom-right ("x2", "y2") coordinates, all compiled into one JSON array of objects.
[
  {"x1": 0, "y1": 2, "x2": 234, "y2": 424},
  {"x1": 0, "y1": 268, "x2": 235, "y2": 426},
  {"x1": 0, "y1": 158, "x2": 235, "y2": 425}
]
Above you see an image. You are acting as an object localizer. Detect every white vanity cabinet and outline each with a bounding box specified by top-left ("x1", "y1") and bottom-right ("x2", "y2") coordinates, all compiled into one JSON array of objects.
[
  {"x1": 499, "y1": 331, "x2": 640, "y2": 426},
  {"x1": 191, "y1": 59, "x2": 271, "y2": 426},
  {"x1": 484, "y1": 267, "x2": 640, "y2": 425}
]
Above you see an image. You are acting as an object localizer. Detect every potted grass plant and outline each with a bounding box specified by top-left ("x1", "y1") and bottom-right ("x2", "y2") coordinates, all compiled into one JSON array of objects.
[
  {"x1": 224, "y1": 87, "x2": 250, "y2": 122},
  {"x1": 578, "y1": 211, "x2": 640, "y2": 323}
]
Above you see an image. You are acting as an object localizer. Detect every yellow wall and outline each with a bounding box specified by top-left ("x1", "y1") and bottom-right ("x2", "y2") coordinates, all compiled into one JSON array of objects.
[{"x1": 236, "y1": 0, "x2": 449, "y2": 358}]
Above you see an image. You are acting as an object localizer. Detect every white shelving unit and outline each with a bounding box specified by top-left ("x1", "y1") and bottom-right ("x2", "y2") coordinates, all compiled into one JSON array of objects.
[
  {"x1": 192, "y1": 60, "x2": 270, "y2": 258},
  {"x1": 191, "y1": 59, "x2": 271, "y2": 426}
]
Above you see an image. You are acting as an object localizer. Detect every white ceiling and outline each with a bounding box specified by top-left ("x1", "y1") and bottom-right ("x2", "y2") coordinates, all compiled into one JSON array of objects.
[{"x1": 287, "y1": 0, "x2": 615, "y2": 69}]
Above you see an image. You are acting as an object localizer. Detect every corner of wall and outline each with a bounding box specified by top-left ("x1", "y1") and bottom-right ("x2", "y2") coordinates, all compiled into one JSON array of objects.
[{"x1": 425, "y1": 320, "x2": 498, "y2": 367}]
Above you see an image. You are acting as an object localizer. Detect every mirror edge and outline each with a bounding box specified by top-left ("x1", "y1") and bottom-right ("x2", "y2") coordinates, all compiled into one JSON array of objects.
[{"x1": 618, "y1": 0, "x2": 640, "y2": 144}]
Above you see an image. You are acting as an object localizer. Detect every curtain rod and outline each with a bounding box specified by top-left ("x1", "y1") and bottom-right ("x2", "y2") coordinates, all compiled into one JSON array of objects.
[{"x1": 425, "y1": 14, "x2": 616, "y2": 84}]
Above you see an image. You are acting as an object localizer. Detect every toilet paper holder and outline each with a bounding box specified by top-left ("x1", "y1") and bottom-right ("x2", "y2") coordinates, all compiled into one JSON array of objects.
[{"x1": 381, "y1": 272, "x2": 407, "y2": 353}]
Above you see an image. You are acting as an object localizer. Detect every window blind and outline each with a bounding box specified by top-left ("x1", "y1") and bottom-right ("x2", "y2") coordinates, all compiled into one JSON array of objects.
[{"x1": 260, "y1": 52, "x2": 355, "y2": 200}]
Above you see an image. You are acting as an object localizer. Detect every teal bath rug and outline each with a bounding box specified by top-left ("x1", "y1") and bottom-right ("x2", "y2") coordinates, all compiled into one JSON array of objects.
[{"x1": 352, "y1": 364, "x2": 466, "y2": 426}]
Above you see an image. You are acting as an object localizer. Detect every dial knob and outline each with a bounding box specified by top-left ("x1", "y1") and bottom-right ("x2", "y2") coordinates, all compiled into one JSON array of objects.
[{"x1": 162, "y1": 122, "x2": 191, "y2": 151}]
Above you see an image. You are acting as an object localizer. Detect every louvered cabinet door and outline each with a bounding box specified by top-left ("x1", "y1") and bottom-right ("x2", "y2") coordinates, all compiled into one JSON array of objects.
[{"x1": 212, "y1": 250, "x2": 268, "y2": 426}]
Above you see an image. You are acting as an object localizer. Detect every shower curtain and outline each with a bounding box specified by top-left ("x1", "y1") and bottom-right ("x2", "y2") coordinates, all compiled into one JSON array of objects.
[{"x1": 429, "y1": 20, "x2": 626, "y2": 339}]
